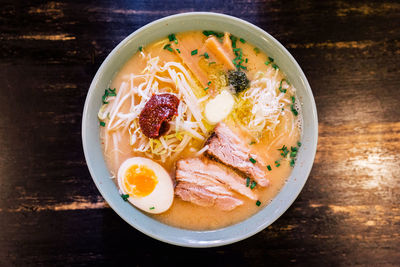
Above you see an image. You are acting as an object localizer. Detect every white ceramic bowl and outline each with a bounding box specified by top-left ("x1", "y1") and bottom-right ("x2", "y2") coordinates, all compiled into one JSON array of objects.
[{"x1": 82, "y1": 12, "x2": 318, "y2": 247}]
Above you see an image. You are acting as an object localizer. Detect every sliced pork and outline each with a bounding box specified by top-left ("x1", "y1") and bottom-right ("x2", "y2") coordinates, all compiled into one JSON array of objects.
[
  {"x1": 176, "y1": 158, "x2": 257, "y2": 200},
  {"x1": 175, "y1": 157, "x2": 258, "y2": 211},
  {"x1": 205, "y1": 123, "x2": 269, "y2": 187},
  {"x1": 175, "y1": 182, "x2": 242, "y2": 211}
]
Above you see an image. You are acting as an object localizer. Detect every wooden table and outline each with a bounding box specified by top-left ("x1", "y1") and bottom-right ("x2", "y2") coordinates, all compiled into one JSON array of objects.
[{"x1": 1, "y1": 1, "x2": 399, "y2": 265}]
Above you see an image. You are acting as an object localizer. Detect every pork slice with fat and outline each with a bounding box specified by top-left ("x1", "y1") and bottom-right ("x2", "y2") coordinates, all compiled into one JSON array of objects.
[
  {"x1": 175, "y1": 182, "x2": 243, "y2": 211},
  {"x1": 205, "y1": 122, "x2": 269, "y2": 187},
  {"x1": 176, "y1": 157, "x2": 257, "y2": 200}
]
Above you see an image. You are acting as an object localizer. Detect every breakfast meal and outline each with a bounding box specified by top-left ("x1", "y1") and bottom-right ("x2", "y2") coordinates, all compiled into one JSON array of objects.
[{"x1": 98, "y1": 30, "x2": 302, "y2": 230}]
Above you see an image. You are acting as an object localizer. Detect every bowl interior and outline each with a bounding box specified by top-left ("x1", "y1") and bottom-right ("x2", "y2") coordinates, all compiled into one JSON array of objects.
[{"x1": 82, "y1": 12, "x2": 318, "y2": 247}]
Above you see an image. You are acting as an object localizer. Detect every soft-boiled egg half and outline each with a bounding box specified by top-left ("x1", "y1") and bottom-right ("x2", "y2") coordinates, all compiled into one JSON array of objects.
[{"x1": 117, "y1": 157, "x2": 174, "y2": 214}]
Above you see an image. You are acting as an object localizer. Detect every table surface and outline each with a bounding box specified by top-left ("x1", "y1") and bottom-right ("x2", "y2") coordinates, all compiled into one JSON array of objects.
[{"x1": 1, "y1": 0, "x2": 399, "y2": 265}]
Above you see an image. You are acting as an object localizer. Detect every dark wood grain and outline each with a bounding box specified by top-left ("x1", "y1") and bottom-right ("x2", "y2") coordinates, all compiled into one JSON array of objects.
[{"x1": 0, "y1": 0, "x2": 399, "y2": 266}]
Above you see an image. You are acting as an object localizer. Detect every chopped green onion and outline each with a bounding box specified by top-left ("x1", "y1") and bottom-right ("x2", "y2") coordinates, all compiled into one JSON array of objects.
[
  {"x1": 163, "y1": 44, "x2": 173, "y2": 52},
  {"x1": 249, "y1": 157, "x2": 257, "y2": 164},
  {"x1": 99, "y1": 121, "x2": 105, "y2": 127},
  {"x1": 275, "y1": 160, "x2": 281, "y2": 167},
  {"x1": 291, "y1": 104, "x2": 298, "y2": 116},
  {"x1": 176, "y1": 48, "x2": 181, "y2": 54},
  {"x1": 254, "y1": 47, "x2": 260, "y2": 54},
  {"x1": 290, "y1": 151, "x2": 297, "y2": 158},
  {"x1": 290, "y1": 158, "x2": 295, "y2": 167},
  {"x1": 267, "y1": 165, "x2": 272, "y2": 171},
  {"x1": 149, "y1": 206, "x2": 155, "y2": 210},
  {"x1": 209, "y1": 61, "x2": 216, "y2": 66},
  {"x1": 207, "y1": 81, "x2": 211, "y2": 85},
  {"x1": 298, "y1": 141, "x2": 302, "y2": 147},
  {"x1": 292, "y1": 96, "x2": 296, "y2": 104},
  {"x1": 268, "y1": 56, "x2": 274, "y2": 62},
  {"x1": 239, "y1": 38, "x2": 246, "y2": 44},
  {"x1": 109, "y1": 88, "x2": 116, "y2": 96},
  {"x1": 168, "y1": 33, "x2": 176, "y2": 42},
  {"x1": 249, "y1": 141, "x2": 256, "y2": 145},
  {"x1": 204, "y1": 87, "x2": 209, "y2": 91},
  {"x1": 239, "y1": 65, "x2": 247, "y2": 70},
  {"x1": 203, "y1": 30, "x2": 224, "y2": 38},
  {"x1": 256, "y1": 200, "x2": 261, "y2": 206},
  {"x1": 230, "y1": 35, "x2": 238, "y2": 48},
  {"x1": 138, "y1": 46, "x2": 143, "y2": 52},
  {"x1": 278, "y1": 145, "x2": 289, "y2": 157},
  {"x1": 201, "y1": 52, "x2": 209, "y2": 59},
  {"x1": 272, "y1": 63, "x2": 279, "y2": 70},
  {"x1": 250, "y1": 181, "x2": 257, "y2": 189},
  {"x1": 191, "y1": 49, "x2": 198, "y2": 55},
  {"x1": 265, "y1": 61, "x2": 271, "y2": 66},
  {"x1": 102, "y1": 88, "x2": 116, "y2": 104},
  {"x1": 121, "y1": 194, "x2": 129, "y2": 201},
  {"x1": 279, "y1": 80, "x2": 287, "y2": 93},
  {"x1": 245, "y1": 58, "x2": 248, "y2": 63},
  {"x1": 246, "y1": 177, "x2": 250, "y2": 187}
]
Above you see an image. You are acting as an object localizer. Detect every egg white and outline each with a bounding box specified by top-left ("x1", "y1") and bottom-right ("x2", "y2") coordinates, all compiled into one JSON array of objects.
[{"x1": 117, "y1": 157, "x2": 174, "y2": 214}]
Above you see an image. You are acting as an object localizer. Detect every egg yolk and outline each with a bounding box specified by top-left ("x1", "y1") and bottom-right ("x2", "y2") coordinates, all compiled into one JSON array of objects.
[{"x1": 123, "y1": 164, "x2": 158, "y2": 197}]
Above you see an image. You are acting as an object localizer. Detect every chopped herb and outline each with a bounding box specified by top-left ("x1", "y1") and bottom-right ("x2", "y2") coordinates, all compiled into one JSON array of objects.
[
  {"x1": 109, "y1": 88, "x2": 116, "y2": 96},
  {"x1": 232, "y1": 47, "x2": 247, "y2": 70},
  {"x1": 290, "y1": 151, "x2": 297, "y2": 158},
  {"x1": 249, "y1": 157, "x2": 256, "y2": 164},
  {"x1": 246, "y1": 177, "x2": 250, "y2": 187},
  {"x1": 168, "y1": 33, "x2": 177, "y2": 42},
  {"x1": 250, "y1": 181, "x2": 257, "y2": 189},
  {"x1": 99, "y1": 121, "x2": 105, "y2": 127},
  {"x1": 149, "y1": 206, "x2": 155, "y2": 210},
  {"x1": 203, "y1": 30, "x2": 224, "y2": 38},
  {"x1": 204, "y1": 87, "x2": 209, "y2": 91},
  {"x1": 275, "y1": 160, "x2": 281, "y2": 167},
  {"x1": 209, "y1": 61, "x2": 216, "y2": 66},
  {"x1": 272, "y1": 63, "x2": 279, "y2": 70},
  {"x1": 207, "y1": 81, "x2": 212, "y2": 85},
  {"x1": 176, "y1": 48, "x2": 181, "y2": 54},
  {"x1": 249, "y1": 141, "x2": 256, "y2": 145},
  {"x1": 254, "y1": 47, "x2": 260, "y2": 54},
  {"x1": 138, "y1": 46, "x2": 143, "y2": 52},
  {"x1": 292, "y1": 96, "x2": 296, "y2": 104},
  {"x1": 245, "y1": 58, "x2": 248, "y2": 63},
  {"x1": 278, "y1": 145, "x2": 289, "y2": 157},
  {"x1": 291, "y1": 104, "x2": 298, "y2": 116},
  {"x1": 163, "y1": 44, "x2": 173, "y2": 52},
  {"x1": 279, "y1": 80, "x2": 287, "y2": 93},
  {"x1": 290, "y1": 158, "x2": 295, "y2": 167},
  {"x1": 267, "y1": 165, "x2": 272, "y2": 171},
  {"x1": 291, "y1": 146, "x2": 298, "y2": 152},
  {"x1": 201, "y1": 52, "x2": 209, "y2": 59},
  {"x1": 230, "y1": 35, "x2": 238, "y2": 48},
  {"x1": 265, "y1": 60, "x2": 271, "y2": 66},
  {"x1": 121, "y1": 194, "x2": 129, "y2": 201},
  {"x1": 268, "y1": 56, "x2": 274, "y2": 62},
  {"x1": 102, "y1": 88, "x2": 117, "y2": 104},
  {"x1": 256, "y1": 200, "x2": 261, "y2": 206},
  {"x1": 297, "y1": 141, "x2": 302, "y2": 147},
  {"x1": 191, "y1": 49, "x2": 198, "y2": 55},
  {"x1": 239, "y1": 38, "x2": 246, "y2": 44}
]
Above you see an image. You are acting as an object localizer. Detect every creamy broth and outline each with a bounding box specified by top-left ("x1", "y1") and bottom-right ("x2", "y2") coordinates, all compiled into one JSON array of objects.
[{"x1": 100, "y1": 31, "x2": 301, "y2": 230}]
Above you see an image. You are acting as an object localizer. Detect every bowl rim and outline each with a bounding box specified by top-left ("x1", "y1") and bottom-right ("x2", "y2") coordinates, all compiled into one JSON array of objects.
[{"x1": 82, "y1": 11, "x2": 318, "y2": 247}]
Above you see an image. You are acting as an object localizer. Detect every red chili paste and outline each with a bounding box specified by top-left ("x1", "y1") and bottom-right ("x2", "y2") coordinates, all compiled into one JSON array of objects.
[{"x1": 139, "y1": 94, "x2": 180, "y2": 138}]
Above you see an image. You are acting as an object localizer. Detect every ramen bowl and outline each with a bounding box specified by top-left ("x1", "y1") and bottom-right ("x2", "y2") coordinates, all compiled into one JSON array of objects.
[{"x1": 82, "y1": 12, "x2": 318, "y2": 247}]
